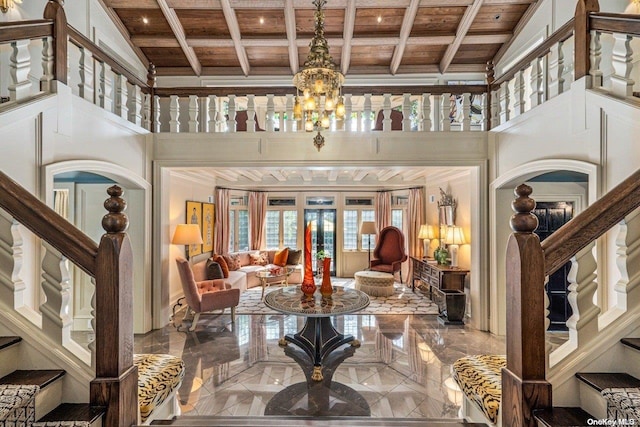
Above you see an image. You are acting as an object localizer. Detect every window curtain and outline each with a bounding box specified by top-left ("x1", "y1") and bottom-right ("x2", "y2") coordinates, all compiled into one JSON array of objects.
[
  {"x1": 215, "y1": 187, "x2": 230, "y2": 254},
  {"x1": 407, "y1": 187, "x2": 425, "y2": 279},
  {"x1": 375, "y1": 191, "x2": 391, "y2": 234},
  {"x1": 249, "y1": 191, "x2": 267, "y2": 250}
]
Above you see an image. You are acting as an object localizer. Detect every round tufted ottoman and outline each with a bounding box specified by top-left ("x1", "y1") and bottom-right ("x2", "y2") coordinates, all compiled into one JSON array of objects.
[{"x1": 354, "y1": 271, "x2": 395, "y2": 297}]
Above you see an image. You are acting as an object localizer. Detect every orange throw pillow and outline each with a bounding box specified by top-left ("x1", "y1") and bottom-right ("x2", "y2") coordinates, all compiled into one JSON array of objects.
[
  {"x1": 213, "y1": 254, "x2": 229, "y2": 278},
  {"x1": 273, "y1": 248, "x2": 289, "y2": 267}
]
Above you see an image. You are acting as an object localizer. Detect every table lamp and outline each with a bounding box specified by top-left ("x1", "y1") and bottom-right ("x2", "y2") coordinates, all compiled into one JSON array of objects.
[
  {"x1": 172, "y1": 224, "x2": 203, "y2": 260},
  {"x1": 359, "y1": 221, "x2": 377, "y2": 268},
  {"x1": 444, "y1": 226, "x2": 466, "y2": 268},
  {"x1": 418, "y1": 224, "x2": 436, "y2": 258}
]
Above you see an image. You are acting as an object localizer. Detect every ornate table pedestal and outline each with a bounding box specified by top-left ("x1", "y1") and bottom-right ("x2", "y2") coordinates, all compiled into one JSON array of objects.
[{"x1": 264, "y1": 285, "x2": 370, "y2": 381}]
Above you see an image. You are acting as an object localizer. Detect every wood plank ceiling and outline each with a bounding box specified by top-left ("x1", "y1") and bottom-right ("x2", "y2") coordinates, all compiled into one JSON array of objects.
[{"x1": 101, "y1": 0, "x2": 538, "y2": 78}]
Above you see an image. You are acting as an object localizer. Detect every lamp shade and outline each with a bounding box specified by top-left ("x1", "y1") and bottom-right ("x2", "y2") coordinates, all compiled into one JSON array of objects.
[
  {"x1": 418, "y1": 224, "x2": 436, "y2": 240},
  {"x1": 444, "y1": 226, "x2": 466, "y2": 245},
  {"x1": 359, "y1": 221, "x2": 377, "y2": 235},
  {"x1": 171, "y1": 224, "x2": 203, "y2": 245}
]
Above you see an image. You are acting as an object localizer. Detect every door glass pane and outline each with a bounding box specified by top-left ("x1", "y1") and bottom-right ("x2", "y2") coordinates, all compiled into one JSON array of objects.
[
  {"x1": 283, "y1": 210, "x2": 298, "y2": 249},
  {"x1": 305, "y1": 211, "x2": 319, "y2": 271},
  {"x1": 361, "y1": 210, "x2": 375, "y2": 249},
  {"x1": 323, "y1": 210, "x2": 336, "y2": 272},
  {"x1": 265, "y1": 211, "x2": 280, "y2": 249},
  {"x1": 343, "y1": 210, "x2": 357, "y2": 250}
]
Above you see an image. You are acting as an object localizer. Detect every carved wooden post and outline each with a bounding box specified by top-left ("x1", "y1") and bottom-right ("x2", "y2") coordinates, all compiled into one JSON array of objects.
[
  {"x1": 90, "y1": 186, "x2": 137, "y2": 427},
  {"x1": 0, "y1": 213, "x2": 25, "y2": 308},
  {"x1": 503, "y1": 184, "x2": 552, "y2": 426},
  {"x1": 44, "y1": 0, "x2": 68, "y2": 85},
  {"x1": 574, "y1": 0, "x2": 600, "y2": 82}
]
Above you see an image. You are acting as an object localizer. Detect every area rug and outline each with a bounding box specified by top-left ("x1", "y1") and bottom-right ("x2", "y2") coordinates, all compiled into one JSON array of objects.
[{"x1": 235, "y1": 279, "x2": 439, "y2": 315}]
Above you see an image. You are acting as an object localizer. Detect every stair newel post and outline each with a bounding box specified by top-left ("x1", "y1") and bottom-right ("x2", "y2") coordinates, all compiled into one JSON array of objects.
[
  {"x1": 90, "y1": 185, "x2": 137, "y2": 427},
  {"x1": 574, "y1": 0, "x2": 599, "y2": 82},
  {"x1": 43, "y1": 0, "x2": 68, "y2": 86},
  {"x1": 503, "y1": 184, "x2": 552, "y2": 427}
]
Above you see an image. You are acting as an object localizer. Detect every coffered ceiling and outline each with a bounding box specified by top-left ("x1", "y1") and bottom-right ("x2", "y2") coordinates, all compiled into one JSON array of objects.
[{"x1": 99, "y1": 0, "x2": 540, "y2": 78}]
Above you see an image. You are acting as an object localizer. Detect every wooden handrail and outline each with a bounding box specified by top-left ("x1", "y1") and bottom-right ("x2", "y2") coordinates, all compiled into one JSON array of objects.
[
  {"x1": 0, "y1": 170, "x2": 97, "y2": 276},
  {"x1": 542, "y1": 168, "x2": 640, "y2": 276},
  {"x1": 0, "y1": 20, "x2": 53, "y2": 43},
  {"x1": 492, "y1": 19, "x2": 575, "y2": 87},
  {"x1": 153, "y1": 84, "x2": 488, "y2": 98},
  {"x1": 67, "y1": 26, "x2": 150, "y2": 93},
  {"x1": 590, "y1": 13, "x2": 640, "y2": 37}
]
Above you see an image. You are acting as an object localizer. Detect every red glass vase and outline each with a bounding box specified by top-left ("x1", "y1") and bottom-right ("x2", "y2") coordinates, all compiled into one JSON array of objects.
[
  {"x1": 320, "y1": 257, "x2": 333, "y2": 298},
  {"x1": 301, "y1": 221, "x2": 316, "y2": 298}
]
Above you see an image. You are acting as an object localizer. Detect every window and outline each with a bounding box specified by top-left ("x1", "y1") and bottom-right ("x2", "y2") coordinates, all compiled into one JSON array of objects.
[
  {"x1": 265, "y1": 199, "x2": 298, "y2": 250},
  {"x1": 392, "y1": 209, "x2": 403, "y2": 230},
  {"x1": 229, "y1": 195, "x2": 249, "y2": 252},
  {"x1": 343, "y1": 208, "x2": 375, "y2": 250}
]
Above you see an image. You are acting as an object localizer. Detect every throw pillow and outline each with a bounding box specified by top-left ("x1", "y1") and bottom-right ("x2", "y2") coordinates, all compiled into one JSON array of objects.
[
  {"x1": 213, "y1": 254, "x2": 229, "y2": 278},
  {"x1": 273, "y1": 248, "x2": 289, "y2": 267},
  {"x1": 223, "y1": 254, "x2": 241, "y2": 271},
  {"x1": 205, "y1": 260, "x2": 224, "y2": 280},
  {"x1": 249, "y1": 251, "x2": 269, "y2": 266},
  {"x1": 287, "y1": 248, "x2": 302, "y2": 265}
]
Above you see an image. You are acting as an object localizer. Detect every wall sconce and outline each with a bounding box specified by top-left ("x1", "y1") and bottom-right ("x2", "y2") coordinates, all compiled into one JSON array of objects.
[
  {"x1": 171, "y1": 224, "x2": 203, "y2": 260},
  {"x1": 444, "y1": 226, "x2": 466, "y2": 268},
  {"x1": 418, "y1": 224, "x2": 437, "y2": 258},
  {"x1": 1, "y1": 0, "x2": 22, "y2": 13}
]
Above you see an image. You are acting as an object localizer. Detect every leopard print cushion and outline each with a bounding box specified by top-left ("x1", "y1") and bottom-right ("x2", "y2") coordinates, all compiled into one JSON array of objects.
[
  {"x1": 134, "y1": 353, "x2": 185, "y2": 423},
  {"x1": 249, "y1": 251, "x2": 269, "y2": 266},
  {"x1": 452, "y1": 354, "x2": 506, "y2": 424}
]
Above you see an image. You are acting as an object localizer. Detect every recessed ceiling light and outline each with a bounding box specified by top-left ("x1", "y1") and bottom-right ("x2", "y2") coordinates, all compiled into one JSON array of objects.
[
  {"x1": 494, "y1": 14, "x2": 501, "y2": 20},
  {"x1": 142, "y1": 17, "x2": 149, "y2": 24},
  {"x1": 259, "y1": 17, "x2": 265, "y2": 25},
  {"x1": 377, "y1": 15, "x2": 382, "y2": 23}
]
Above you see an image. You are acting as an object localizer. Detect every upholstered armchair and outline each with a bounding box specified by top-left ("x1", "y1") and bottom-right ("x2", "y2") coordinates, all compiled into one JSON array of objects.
[
  {"x1": 175, "y1": 257, "x2": 240, "y2": 331},
  {"x1": 370, "y1": 226, "x2": 408, "y2": 283}
]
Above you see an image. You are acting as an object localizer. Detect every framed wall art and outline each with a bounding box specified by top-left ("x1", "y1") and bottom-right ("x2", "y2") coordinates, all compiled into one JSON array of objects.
[
  {"x1": 186, "y1": 201, "x2": 202, "y2": 257},
  {"x1": 201, "y1": 202, "x2": 215, "y2": 253}
]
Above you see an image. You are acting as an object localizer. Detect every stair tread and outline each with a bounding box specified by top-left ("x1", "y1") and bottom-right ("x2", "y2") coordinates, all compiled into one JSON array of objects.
[
  {"x1": 0, "y1": 336, "x2": 21, "y2": 351},
  {"x1": 38, "y1": 403, "x2": 105, "y2": 423},
  {"x1": 150, "y1": 416, "x2": 487, "y2": 426},
  {"x1": 621, "y1": 338, "x2": 640, "y2": 351},
  {"x1": 533, "y1": 407, "x2": 595, "y2": 426},
  {"x1": 576, "y1": 372, "x2": 640, "y2": 391},
  {"x1": 0, "y1": 369, "x2": 65, "y2": 389}
]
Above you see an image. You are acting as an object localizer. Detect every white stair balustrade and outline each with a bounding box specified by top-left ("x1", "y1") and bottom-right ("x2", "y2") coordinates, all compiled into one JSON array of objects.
[
  {"x1": 0, "y1": 213, "x2": 25, "y2": 310},
  {"x1": 560, "y1": 35, "x2": 574, "y2": 89},
  {"x1": 128, "y1": 83, "x2": 143, "y2": 127},
  {"x1": 548, "y1": 40, "x2": 565, "y2": 98},
  {"x1": 97, "y1": 61, "x2": 113, "y2": 113},
  {"x1": 499, "y1": 82, "x2": 510, "y2": 124},
  {"x1": 614, "y1": 212, "x2": 640, "y2": 310},
  {"x1": 589, "y1": 30, "x2": 603, "y2": 88},
  {"x1": 512, "y1": 71, "x2": 525, "y2": 117},
  {"x1": 78, "y1": 46, "x2": 94, "y2": 103},
  {"x1": 432, "y1": 94, "x2": 441, "y2": 131},
  {"x1": 207, "y1": 95, "x2": 218, "y2": 133},
  {"x1": 440, "y1": 93, "x2": 451, "y2": 132},
  {"x1": 40, "y1": 242, "x2": 72, "y2": 347},
  {"x1": 461, "y1": 92, "x2": 471, "y2": 131},
  {"x1": 114, "y1": 74, "x2": 128, "y2": 120},
  {"x1": 169, "y1": 95, "x2": 180, "y2": 133},
  {"x1": 363, "y1": 94, "x2": 372, "y2": 132},
  {"x1": 246, "y1": 94, "x2": 256, "y2": 132},
  {"x1": 421, "y1": 93, "x2": 431, "y2": 132},
  {"x1": 40, "y1": 36, "x2": 54, "y2": 93},
  {"x1": 153, "y1": 95, "x2": 161, "y2": 133},
  {"x1": 490, "y1": 88, "x2": 500, "y2": 128},
  {"x1": 9, "y1": 39, "x2": 32, "y2": 102},
  {"x1": 285, "y1": 94, "x2": 295, "y2": 132},
  {"x1": 228, "y1": 95, "x2": 237, "y2": 133},
  {"x1": 480, "y1": 93, "x2": 488, "y2": 131},
  {"x1": 142, "y1": 93, "x2": 152, "y2": 130},
  {"x1": 265, "y1": 94, "x2": 275, "y2": 132},
  {"x1": 382, "y1": 94, "x2": 392, "y2": 131},
  {"x1": 188, "y1": 95, "x2": 199, "y2": 133},
  {"x1": 344, "y1": 94, "x2": 353, "y2": 131},
  {"x1": 402, "y1": 93, "x2": 412, "y2": 131},
  {"x1": 530, "y1": 56, "x2": 544, "y2": 108},
  {"x1": 610, "y1": 33, "x2": 635, "y2": 98}
]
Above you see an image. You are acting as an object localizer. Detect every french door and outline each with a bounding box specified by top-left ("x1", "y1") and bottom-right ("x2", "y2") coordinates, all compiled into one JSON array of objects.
[{"x1": 304, "y1": 209, "x2": 336, "y2": 276}]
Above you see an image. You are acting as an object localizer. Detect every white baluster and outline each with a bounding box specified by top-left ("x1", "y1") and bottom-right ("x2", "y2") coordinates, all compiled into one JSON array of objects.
[
  {"x1": 614, "y1": 214, "x2": 640, "y2": 309},
  {"x1": 499, "y1": 83, "x2": 510, "y2": 124},
  {"x1": 481, "y1": 93, "x2": 488, "y2": 131},
  {"x1": 355, "y1": 111, "x2": 362, "y2": 132},
  {"x1": 548, "y1": 41, "x2": 565, "y2": 98},
  {"x1": 0, "y1": 214, "x2": 26, "y2": 308},
  {"x1": 89, "y1": 277, "x2": 96, "y2": 368},
  {"x1": 382, "y1": 94, "x2": 392, "y2": 131},
  {"x1": 128, "y1": 84, "x2": 143, "y2": 126},
  {"x1": 432, "y1": 94, "x2": 441, "y2": 131},
  {"x1": 401, "y1": 93, "x2": 412, "y2": 131},
  {"x1": 208, "y1": 95, "x2": 218, "y2": 133},
  {"x1": 153, "y1": 95, "x2": 161, "y2": 133},
  {"x1": 530, "y1": 57, "x2": 543, "y2": 108},
  {"x1": 169, "y1": 95, "x2": 180, "y2": 133},
  {"x1": 265, "y1": 94, "x2": 275, "y2": 132},
  {"x1": 441, "y1": 93, "x2": 451, "y2": 132},
  {"x1": 512, "y1": 71, "x2": 525, "y2": 117},
  {"x1": 491, "y1": 88, "x2": 500, "y2": 127},
  {"x1": 9, "y1": 40, "x2": 32, "y2": 101},
  {"x1": 246, "y1": 94, "x2": 256, "y2": 132},
  {"x1": 278, "y1": 110, "x2": 285, "y2": 132},
  {"x1": 561, "y1": 36, "x2": 574, "y2": 89},
  {"x1": 589, "y1": 31, "x2": 603, "y2": 88},
  {"x1": 228, "y1": 95, "x2": 237, "y2": 133},
  {"x1": 462, "y1": 93, "x2": 471, "y2": 131},
  {"x1": 142, "y1": 93, "x2": 151, "y2": 130},
  {"x1": 344, "y1": 94, "x2": 352, "y2": 131},
  {"x1": 97, "y1": 62, "x2": 113, "y2": 112},
  {"x1": 421, "y1": 93, "x2": 431, "y2": 132},
  {"x1": 285, "y1": 94, "x2": 295, "y2": 132},
  {"x1": 610, "y1": 33, "x2": 635, "y2": 98},
  {"x1": 40, "y1": 242, "x2": 72, "y2": 346},
  {"x1": 78, "y1": 47, "x2": 94, "y2": 102},
  {"x1": 114, "y1": 74, "x2": 128, "y2": 120},
  {"x1": 363, "y1": 94, "x2": 372, "y2": 131},
  {"x1": 188, "y1": 95, "x2": 199, "y2": 133},
  {"x1": 40, "y1": 36, "x2": 54, "y2": 93}
]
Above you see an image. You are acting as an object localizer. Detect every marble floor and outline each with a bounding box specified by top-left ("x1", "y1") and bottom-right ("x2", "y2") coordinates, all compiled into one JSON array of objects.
[{"x1": 134, "y1": 311, "x2": 505, "y2": 421}]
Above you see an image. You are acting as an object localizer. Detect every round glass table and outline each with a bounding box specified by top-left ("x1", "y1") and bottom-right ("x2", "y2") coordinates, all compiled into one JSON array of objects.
[{"x1": 264, "y1": 285, "x2": 369, "y2": 381}]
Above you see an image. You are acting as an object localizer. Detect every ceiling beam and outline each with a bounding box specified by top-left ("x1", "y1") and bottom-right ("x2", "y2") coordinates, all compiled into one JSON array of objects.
[
  {"x1": 132, "y1": 35, "x2": 181, "y2": 48},
  {"x1": 284, "y1": 0, "x2": 299, "y2": 75},
  {"x1": 341, "y1": 0, "x2": 356, "y2": 75},
  {"x1": 220, "y1": 0, "x2": 251, "y2": 76},
  {"x1": 390, "y1": 0, "x2": 420, "y2": 75},
  {"x1": 96, "y1": 0, "x2": 150, "y2": 67},
  {"x1": 439, "y1": 0, "x2": 484, "y2": 74},
  {"x1": 156, "y1": 0, "x2": 202, "y2": 76}
]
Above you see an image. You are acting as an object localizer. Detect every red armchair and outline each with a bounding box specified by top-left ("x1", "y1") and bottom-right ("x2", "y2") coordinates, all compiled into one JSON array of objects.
[
  {"x1": 370, "y1": 226, "x2": 408, "y2": 283},
  {"x1": 175, "y1": 257, "x2": 240, "y2": 331}
]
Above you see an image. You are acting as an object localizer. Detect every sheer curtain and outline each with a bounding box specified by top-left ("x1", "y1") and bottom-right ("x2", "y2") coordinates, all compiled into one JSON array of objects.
[
  {"x1": 215, "y1": 187, "x2": 230, "y2": 254},
  {"x1": 375, "y1": 191, "x2": 391, "y2": 234},
  {"x1": 408, "y1": 187, "x2": 425, "y2": 279},
  {"x1": 249, "y1": 191, "x2": 267, "y2": 250}
]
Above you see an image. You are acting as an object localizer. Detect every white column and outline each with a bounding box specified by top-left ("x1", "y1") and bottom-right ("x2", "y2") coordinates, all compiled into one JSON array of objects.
[
  {"x1": 461, "y1": 93, "x2": 471, "y2": 131},
  {"x1": 9, "y1": 40, "x2": 32, "y2": 101},
  {"x1": 589, "y1": 31, "x2": 603, "y2": 88},
  {"x1": 344, "y1": 94, "x2": 352, "y2": 131},
  {"x1": 169, "y1": 95, "x2": 180, "y2": 133},
  {"x1": 440, "y1": 93, "x2": 451, "y2": 132},
  {"x1": 40, "y1": 36, "x2": 54, "y2": 93},
  {"x1": 114, "y1": 74, "x2": 129, "y2": 120},
  {"x1": 512, "y1": 71, "x2": 525, "y2": 117},
  {"x1": 530, "y1": 57, "x2": 543, "y2": 108},
  {"x1": 382, "y1": 93, "x2": 392, "y2": 131},
  {"x1": 188, "y1": 95, "x2": 199, "y2": 133},
  {"x1": 78, "y1": 47, "x2": 94, "y2": 102},
  {"x1": 401, "y1": 93, "x2": 412, "y2": 131},
  {"x1": 228, "y1": 95, "x2": 237, "y2": 133},
  {"x1": 128, "y1": 84, "x2": 143, "y2": 126},
  {"x1": 265, "y1": 94, "x2": 275, "y2": 132},
  {"x1": 363, "y1": 94, "x2": 372, "y2": 131},
  {"x1": 153, "y1": 95, "x2": 161, "y2": 133},
  {"x1": 40, "y1": 242, "x2": 72, "y2": 346},
  {"x1": 246, "y1": 94, "x2": 256, "y2": 132},
  {"x1": 421, "y1": 93, "x2": 431, "y2": 132},
  {"x1": 208, "y1": 95, "x2": 218, "y2": 133},
  {"x1": 610, "y1": 33, "x2": 635, "y2": 98},
  {"x1": 499, "y1": 82, "x2": 510, "y2": 124}
]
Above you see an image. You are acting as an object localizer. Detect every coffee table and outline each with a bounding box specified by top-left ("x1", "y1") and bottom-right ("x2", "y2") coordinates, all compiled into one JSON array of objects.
[
  {"x1": 264, "y1": 285, "x2": 370, "y2": 381},
  {"x1": 256, "y1": 266, "x2": 294, "y2": 300}
]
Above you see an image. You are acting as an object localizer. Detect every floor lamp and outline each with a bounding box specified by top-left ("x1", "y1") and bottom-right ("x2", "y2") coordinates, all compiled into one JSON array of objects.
[
  {"x1": 359, "y1": 221, "x2": 377, "y2": 269},
  {"x1": 172, "y1": 224, "x2": 203, "y2": 261}
]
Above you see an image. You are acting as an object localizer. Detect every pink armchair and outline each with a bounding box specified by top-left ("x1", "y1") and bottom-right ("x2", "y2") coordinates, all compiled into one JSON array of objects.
[
  {"x1": 370, "y1": 226, "x2": 408, "y2": 283},
  {"x1": 175, "y1": 257, "x2": 240, "y2": 331}
]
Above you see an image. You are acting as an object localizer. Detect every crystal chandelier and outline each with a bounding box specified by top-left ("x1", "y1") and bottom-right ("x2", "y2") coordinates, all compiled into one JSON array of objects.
[{"x1": 293, "y1": 0, "x2": 345, "y2": 151}]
